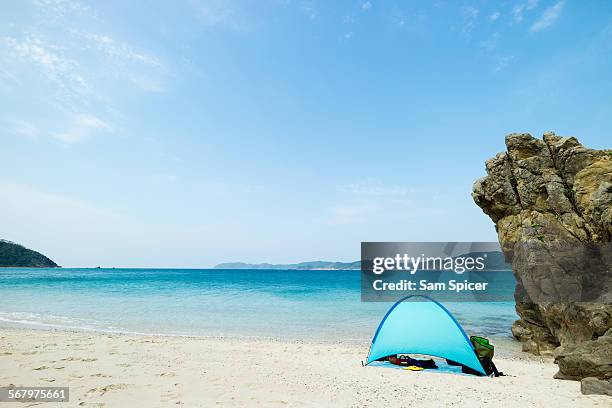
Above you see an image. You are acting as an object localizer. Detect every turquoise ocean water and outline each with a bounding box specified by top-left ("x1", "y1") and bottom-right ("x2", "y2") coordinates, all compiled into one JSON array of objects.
[{"x1": 0, "y1": 268, "x2": 518, "y2": 344}]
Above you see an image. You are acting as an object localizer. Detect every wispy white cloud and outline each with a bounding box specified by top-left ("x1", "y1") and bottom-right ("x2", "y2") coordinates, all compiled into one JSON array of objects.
[
  {"x1": 76, "y1": 31, "x2": 166, "y2": 94},
  {"x1": 3, "y1": 119, "x2": 40, "y2": 139},
  {"x1": 389, "y1": 8, "x2": 425, "y2": 31},
  {"x1": 1, "y1": 35, "x2": 89, "y2": 97},
  {"x1": 0, "y1": 65, "x2": 23, "y2": 91},
  {"x1": 512, "y1": 4, "x2": 525, "y2": 23},
  {"x1": 130, "y1": 76, "x2": 164, "y2": 93},
  {"x1": 84, "y1": 33, "x2": 160, "y2": 67},
  {"x1": 27, "y1": 1, "x2": 164, "y2": 92},
  {"x1": 53, "y1": 113, "x2": 111, "y2": 143},
  {"x1": 4, "y1": 113, "x2": 112, "y2": 144},
  {"x1": 32, "y1": 0, "x2": 92, "y2": 18},
  {"x1": 513, "y1": 0, "x2": 540, "y2": 24},
  {"x1": 530, "y1": 1, "x2": 564, "y2": 32},
  {"x1": 460, "y1": 5, "x2": 479, "y2": 35},
  {"x1": 362, "y1": 1, "x2": 372, "y2": 11},
  {"x1": 1, "y1": 26, "x2": 166, "y2": 107},
  {"x1": 190, "y1": 0, "x2": 248, "y2": 29},
  {"x1": 0, "y1": 0, "x2": 173, "y2": 151},
  {"x1": 493, "y1": 55, "x2": 515, "y2": 72},
  {"x1": 480, "y1": 32, "x2": 500, "y2": 51},
  {"x1": 489, "y1": 11, "x2": 501, "y2": 22},
  {"x1": 342, "y1": 13, "x2": 355, "y2": 39},
  {"x1": 300, "y1": 0, "x2": 317, "y2": 20}
]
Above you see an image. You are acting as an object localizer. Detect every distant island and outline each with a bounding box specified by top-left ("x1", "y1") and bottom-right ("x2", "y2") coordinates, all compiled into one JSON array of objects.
[
  {"x1": 0, "y1": 239, "x2": 58, "y2": 267},
  {"x1": 215, "y1": 252, "x2": 510, "y2": 271},
  {"x1": 214, "y1": 261, "x2": 361, "y2": 270}
]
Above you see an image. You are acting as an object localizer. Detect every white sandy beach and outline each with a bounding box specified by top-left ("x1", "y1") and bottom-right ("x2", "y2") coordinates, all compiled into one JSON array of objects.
[{"x1": 1, "y1": 328, "x2": 609, "y2": 407}]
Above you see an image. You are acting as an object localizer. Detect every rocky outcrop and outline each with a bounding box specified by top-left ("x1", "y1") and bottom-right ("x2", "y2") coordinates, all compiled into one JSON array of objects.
[
  {"x1": 554, "y1": 328, "x2": 612, "y2": 381},
  {"x1": 581, "y1": 377, "x2": 612, "y2": 396},
  {"x1": 472, "y1": 132, "x2": 612, "y2": 394}
]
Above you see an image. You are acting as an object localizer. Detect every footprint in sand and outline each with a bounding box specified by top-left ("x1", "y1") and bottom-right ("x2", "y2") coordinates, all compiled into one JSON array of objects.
[
  {"x1": 90, "y1": 373, "x2": 111, "y2": 378},
  {"x1": 53, "y1": 366, "x2": 65, "y2": 370},
  {"x1": 78, "y1": 402, "x2": 105, "y2": 407},
  {"x1": 39, "y1": 377, "x2": 55, "y2": 382},
  {"x1": 22, "y1": 351, "x2": 38, "y2": 355},
  {"x1": 116, "y1": 363, "x2": 130, "y2": 368},
  {"x1": 159, "y1": 372, "x2": 176, "y2": 377},
  {"x1": 85, "y1": 383, "x2": 132, "y2": 397},
  {"x1": 61, "y1": 357, "x2": 97, "y2": 362},
  {"x1": 33, "y1": 366, "x2": 49, "y2": 371},
  {"x1": 161, "y1": 390, "x2": 181, "y2": 402}
]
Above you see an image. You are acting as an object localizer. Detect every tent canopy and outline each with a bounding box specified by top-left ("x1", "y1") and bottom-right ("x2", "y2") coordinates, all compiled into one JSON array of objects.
[{"x1": 366, "y1": 295, "x2": 485, "y2": 375}]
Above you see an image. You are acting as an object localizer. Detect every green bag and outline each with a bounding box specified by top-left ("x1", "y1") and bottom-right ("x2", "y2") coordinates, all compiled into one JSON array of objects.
[{"x1": 470, "y1": 336, "x2": 494, "y2": 359}]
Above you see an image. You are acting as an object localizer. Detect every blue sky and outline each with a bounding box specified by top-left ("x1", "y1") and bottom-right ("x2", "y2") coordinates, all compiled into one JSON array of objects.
[{"x1": 1, "y1": 0, "x2": 611, "y2": 267}]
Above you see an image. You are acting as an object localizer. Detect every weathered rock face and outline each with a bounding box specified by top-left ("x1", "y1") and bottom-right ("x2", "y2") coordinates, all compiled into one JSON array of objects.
[
  {"x1": 472, "y1": 132, "x2": 612, "y2": 391},
  {"x1": 554, "y1": 328, "x2": 612, "y2": 381},
  {"x1": 581, "y1": 377, "x2": 612, "y2": 397}
]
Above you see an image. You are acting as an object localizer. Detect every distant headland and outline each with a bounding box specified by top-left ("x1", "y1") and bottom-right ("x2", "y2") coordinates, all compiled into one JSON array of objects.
[
  {"x1": 0, "y1": 239, "x2": 58, "y2": 267},
  {"x1": 214, "y1": 261, "x2": 361, "y2": 270},
  {"x1": 215, "y1": 252, "x2": 510, "y2": 271}
]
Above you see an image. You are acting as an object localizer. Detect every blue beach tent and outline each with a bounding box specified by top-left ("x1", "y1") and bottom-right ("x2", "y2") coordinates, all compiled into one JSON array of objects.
[{"x1": 366, "y1": 295, "x2": 486, "y2": 375}]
